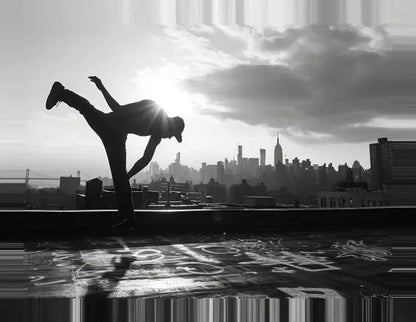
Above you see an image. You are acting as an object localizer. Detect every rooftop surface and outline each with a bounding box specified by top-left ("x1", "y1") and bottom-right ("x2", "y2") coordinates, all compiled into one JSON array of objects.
[
  {"x1": 2, "y1": 208, "x2": 416, "y2": 321},
  {"x1": 3, "y1": 227, "x2": 415, "y2": 299}
]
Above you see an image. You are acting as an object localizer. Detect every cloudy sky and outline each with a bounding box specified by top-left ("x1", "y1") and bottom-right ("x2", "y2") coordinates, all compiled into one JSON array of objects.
[{"x1": 1, "y1": 0, "x2": 415, "y2": 179}]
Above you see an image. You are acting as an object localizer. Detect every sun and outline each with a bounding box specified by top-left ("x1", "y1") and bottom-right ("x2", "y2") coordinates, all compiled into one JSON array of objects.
[{"x1": 134, "y1": 73, "x2": 194, "y2": 118}]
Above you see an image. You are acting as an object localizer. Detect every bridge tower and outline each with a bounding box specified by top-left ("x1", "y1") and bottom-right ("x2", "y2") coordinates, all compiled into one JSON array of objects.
[{"x1": 25, "y1": 169, "x2": 30, "y2": 185}]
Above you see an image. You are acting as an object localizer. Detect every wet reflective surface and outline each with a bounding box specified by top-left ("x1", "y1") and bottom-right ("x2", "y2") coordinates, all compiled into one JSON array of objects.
[{"x1": 3, "y1": 228, "x2": 415, "y2": 299}]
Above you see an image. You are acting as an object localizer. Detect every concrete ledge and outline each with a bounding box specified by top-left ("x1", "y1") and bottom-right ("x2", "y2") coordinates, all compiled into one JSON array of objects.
[{"x1": 1, "y1": 207, "x2": 415, "y2": 238}]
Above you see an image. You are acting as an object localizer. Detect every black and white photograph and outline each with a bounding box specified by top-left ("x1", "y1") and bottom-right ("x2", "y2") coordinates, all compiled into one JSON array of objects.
[{"x1": 1, "y1": 1, "x2": 416, "y2": 321}]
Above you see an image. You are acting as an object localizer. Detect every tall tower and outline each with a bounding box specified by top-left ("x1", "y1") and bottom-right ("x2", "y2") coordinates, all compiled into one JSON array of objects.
[
  {"x1": 260, "y1": 149, "x2": 266, "y2": 167},
  {"x1": 274, "y1": 133, "x2": 283, "y2": 166},
  {"x1": 217, "y1": 161, "x2": 225, "y2": 184},
  {"x1": 237, "y1": 145, "x2": 243, "y2": 165}
]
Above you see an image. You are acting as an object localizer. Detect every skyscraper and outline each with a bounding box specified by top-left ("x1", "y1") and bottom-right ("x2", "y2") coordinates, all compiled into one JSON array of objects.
[
  {"x1": 352, "y1": 160, "x2": 364, "y2": 182},
  {"x1": 260, "y1": 149, "x2": 266, "y2": 167},
  {"x1": 238, "y1": 145, "x2": 243, "y2": 165},
  {"x1": 149, "y1": 162, "x2": 160, "y2": 179},
  {"x1": 217, "y1": 161, "x2": 225, "y2": 184},
  {"x1": 274, "y1": 133, "x2": 283, "y2": 166}
]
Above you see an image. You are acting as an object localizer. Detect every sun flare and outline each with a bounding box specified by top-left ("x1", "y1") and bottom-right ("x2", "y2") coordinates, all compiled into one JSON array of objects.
[{"x1": 134, "y1": 73, "x2": 194, "y2": 118}]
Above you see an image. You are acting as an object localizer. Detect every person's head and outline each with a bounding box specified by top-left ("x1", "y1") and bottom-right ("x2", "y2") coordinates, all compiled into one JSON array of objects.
[{"x1": 169, "y1": 116, "x2": 185, "y2": 143}]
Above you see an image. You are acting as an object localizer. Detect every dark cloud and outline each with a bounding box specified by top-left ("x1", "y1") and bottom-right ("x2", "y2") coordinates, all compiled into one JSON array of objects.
[
  {"x1": 184, "y1": 26, "x2": 416, "y2": 142},
  {"x1": 260, "y1": 26, "x2": 373, "y2": 52}
]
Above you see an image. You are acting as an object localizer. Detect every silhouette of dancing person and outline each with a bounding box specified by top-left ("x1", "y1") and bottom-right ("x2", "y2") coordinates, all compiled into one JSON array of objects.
[{"x1": 45, "y1": 77, "x2": 185, "y2": 228}]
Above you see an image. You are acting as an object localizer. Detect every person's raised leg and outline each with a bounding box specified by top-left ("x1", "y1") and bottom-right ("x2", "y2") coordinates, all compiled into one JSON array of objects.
[
  {"x1": 46, "y1": 82, "x2": 93, "y2": 114},
  {"x1": 46, "y1": 82, "x2": 108, "y2": 137}
]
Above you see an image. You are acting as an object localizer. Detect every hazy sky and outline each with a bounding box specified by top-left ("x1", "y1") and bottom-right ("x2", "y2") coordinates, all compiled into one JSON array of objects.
[{"x1": 1, "y1": 0, "x2": 415, "y2": 179}]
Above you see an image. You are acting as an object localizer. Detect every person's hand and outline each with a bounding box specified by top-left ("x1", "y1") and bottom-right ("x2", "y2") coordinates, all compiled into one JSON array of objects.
[{"x1": 88, "y1": 76, "x2": 104, "y2": 90}]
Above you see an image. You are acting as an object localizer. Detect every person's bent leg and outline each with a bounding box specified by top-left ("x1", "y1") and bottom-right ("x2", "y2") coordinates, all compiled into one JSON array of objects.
[{"x1": 104, "y1": 139, "x2": 135, "y2": 223}]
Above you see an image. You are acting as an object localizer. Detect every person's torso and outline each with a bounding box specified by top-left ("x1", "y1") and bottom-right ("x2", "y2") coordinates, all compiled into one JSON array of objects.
[{"x1": 109, "y1": 100, "x2": 169, "y2": 137}]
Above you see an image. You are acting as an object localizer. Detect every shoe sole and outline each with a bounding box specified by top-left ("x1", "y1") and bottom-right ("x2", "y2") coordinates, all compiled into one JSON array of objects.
[{"x1": 46, "y1": 82, "x2": 64, "y2": 110}]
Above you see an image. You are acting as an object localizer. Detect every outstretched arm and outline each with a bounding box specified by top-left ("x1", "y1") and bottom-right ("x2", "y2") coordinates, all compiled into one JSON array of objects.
[
  {"x1": 88, "y1": 76, "x2": 121, "y2": 112},
  {"x1": 127, "y1": 136, "x2": 161, "y2": 179}
]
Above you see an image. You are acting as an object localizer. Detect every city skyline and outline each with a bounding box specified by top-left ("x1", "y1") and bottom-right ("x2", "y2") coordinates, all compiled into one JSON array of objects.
[
  {"x1": 0, "y1": 134, "x2": 373, "y2": 183},
  {"x1": 1, "y1": 136, "x2": 414, "y2": 209},
  {"x1": 1, "y1": 1, "x2": 415, "y2": 179}
]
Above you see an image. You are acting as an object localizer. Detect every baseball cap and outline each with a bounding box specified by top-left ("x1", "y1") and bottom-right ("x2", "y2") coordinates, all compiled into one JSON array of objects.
[{"x1": 173, "y1": 117, "x2": 185, "y2": 143}]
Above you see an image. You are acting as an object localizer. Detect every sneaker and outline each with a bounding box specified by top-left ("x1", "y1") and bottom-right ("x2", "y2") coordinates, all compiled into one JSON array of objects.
[{"x1": 46, "y1": 82, "x2": 65, "y2": 110}]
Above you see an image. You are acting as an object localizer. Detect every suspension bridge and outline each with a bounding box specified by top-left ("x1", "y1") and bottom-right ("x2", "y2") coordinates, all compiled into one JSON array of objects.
[{"x1": 0, "y1": 169, "x2": 90, "y2": 184}]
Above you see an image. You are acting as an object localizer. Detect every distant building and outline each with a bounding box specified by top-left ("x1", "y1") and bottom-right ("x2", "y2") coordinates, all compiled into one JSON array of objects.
[
  {"x1": 244, "y1": 196, "x2": 276, "y2": 208},
  {"x1": 59, "y1": 176, "x2": 80, "y2": 209},
  {"x1": 370, "y1": 138, "x2": 416, "y2": 205},
  {"x1": 230, "y1": 179, "x2": 268, "y2": 204},
  {"x1": 260, "y1": 149, "x2": 266, "y2": 167},
  {"x1": 59, "y1": 176, "x2": 80, "y2": 195},
  {"x1": 302, "y1": 159, "x2": 312, "y2": 170},
  {"x1": 102, "y1": 187, "x2": 159, "y2": 209},
  {"x1": 0, "y1": 183, "x2": 28, "y2": 209},
  {"x1": 338, "y1": 163, "x2": 353, "y2": 183},
  {"x1": 319, "y1": 188, "x2": 386, "y2": 208},
  {"x1": 194, "y1": 178, "x2": 227, "y2": 203},
  {"x1": 149, "y1": 177, "x2": 191, "y2": 195},
  {"x1": 85, "y1": 178, "x2": 103, "y2": 209},
  {"x1": 217, "y1": 161, "x2": 225, "y2": 184},
  {"x1": 247, "y1": 158, "x2": 259, "y2": 177},
  {"x1": 149, "y1": 162, "x2": 160, "y2": 179},
  {"x1": 200, "y1": 163, "x2": 217, "y2": 184},
  {"x1": 269, "y1": 187, "x2": 295, "y2": 206},
  {"x1": 352, "y1": 160, "x2": 364, "y2": 182},
  {"x1": 168, "y1": 152, "x2": 192, "y2": 182},
  {"x1": 237, "y1": 145, "x2": 243, "y2": 165},
  {"x1": 274, "y1": 132, "x2": 283, "y2": 166},
  {"x1": 370, "y1": 138, "x2": 416, "y2": 188}
]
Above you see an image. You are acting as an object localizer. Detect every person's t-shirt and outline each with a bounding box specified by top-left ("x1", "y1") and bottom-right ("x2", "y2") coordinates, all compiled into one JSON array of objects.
[{"x1": 109, "y1": 100, "x2": 169, "y2": 137}]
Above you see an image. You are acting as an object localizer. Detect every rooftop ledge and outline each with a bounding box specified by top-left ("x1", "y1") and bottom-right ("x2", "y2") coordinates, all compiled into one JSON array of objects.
[{"x1": 0, "y1": 207, "x2": 415, "y2": 238}]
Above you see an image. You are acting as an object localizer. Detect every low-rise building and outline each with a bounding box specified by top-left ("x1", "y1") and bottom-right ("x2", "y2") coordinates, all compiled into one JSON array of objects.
[
  {"x1": 0, "y1": 183, "x2": 28, "y2": 209},
  {"x1": 318, "y1": 187, "x2": 386, "y2": 208},
  {"x1": 243, "y1": 196, "x2": 276, "y2": 208}
]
